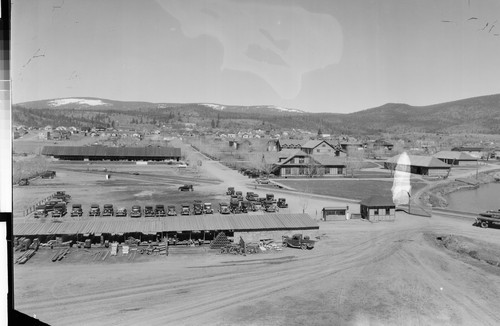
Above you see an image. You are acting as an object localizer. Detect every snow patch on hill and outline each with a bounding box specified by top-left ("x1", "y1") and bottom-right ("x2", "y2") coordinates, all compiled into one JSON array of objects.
[
  {"x1": 201, "y1": 103, "x2": 225, "y2": 110},
  {"x1": 268, "y1": 106, "x2": 304, "y2": 113},
  {"x1": 49, "y1": 98, "x2": 111, "y2": 107}
]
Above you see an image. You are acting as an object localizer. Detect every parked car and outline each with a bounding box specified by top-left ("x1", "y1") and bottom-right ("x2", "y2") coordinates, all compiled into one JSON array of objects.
[
  {"x1": 193, "y1": 200, "x2": 203, "y2": 215},
  {"x1": 282, "y1": 234, "x2": 315, "y2": 250},
  {"x1": 52, "y1": 203, "x2": 67, "y2": 218},
  {"x1": 116, "y1": 207, "x2": 128, "y2": 217},
  {"x1": 246, "y1": 192, "x2": 255, "y2": 201},
  {"x1": 130, "y1": 205, "x2": 142, "y2": 218},
  {"x1": 266, "y1": 193, "x2": 276, "y2": 203},
  {"x1": 70, "y1": 203, "x2": 83, "y2": 217},
  {"x1": 203, "y1": 203, "x2": 214, "y2": 214},
  {"x1": 181, "y1": 204, "x2": 191, "y2": 215},
  {"x1": 53, "y1": 191, "x2": 71, "y2": 203},
  {"x1": 34, "y1": 205, "x2": 47, "y2": 218},
  {"x1": 264, "y1": 201, "x2": 279, "y2": 213},
  {"x1": 240, "y1": 201, "x2": 251, "y2": 213},
  {"x1": 144, "y1": 205, "x2": 155, "y2": 217},
  {"x1": 226, "y1": 187, "x2": 235, "y2": 195},
  {"x1": 251, "y1": 201, "x2": 263, "y2": 211},
  {"x1": 167, "y1": 205, "x2": 177, "y2": 216},
  {"x1": 178, "y1": 184, "x2": 194, "y2": 191},
  {"x1": 219, "y1": 202, "x2": 230, "y2": 214},
  {"x1": 102, "y1": 204, "x2": 114, "y2": 217},
  {"x1": 155, "y1": 204, "x2": 166, "y2": 217},
  {"x1": 89, "y1": 204, "x2": 101, "y2": 217}
]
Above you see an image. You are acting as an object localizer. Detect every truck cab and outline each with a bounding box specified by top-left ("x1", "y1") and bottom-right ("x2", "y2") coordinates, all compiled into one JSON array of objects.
[
  {"x1": 203, "y1": 203, "x2": 213, "y2": 214},
  {"x1": 282, "y1": 234, "x2": 315, "y2": 250},
  {"x1": 52, "y1": 203, "x2": 67, "y2": 218},
  {"x1": 130, "y1": 205, "x2": 142, "y2": 218},
  {"x1": 219, "y1": 202, "x2": 230, "y2": 214},
  {"x1": 70, "y1": 203, "x2": 83, "y2": 217},
  {"x1": 144, "y1": 205, "x2": 155, "y2": 217},
  {"x1": 102, "y1": 204, "x2": 114, "y2": 216},
  {"x1": 167, "y1": 205, "x2": 177, "y2": 216},
  {"x1": 155, "y1": 204, "x2": 166, "y2": 217},
  {"x1": 193, "y1": 200, "x2": 203, "y2": 215},
  {"x1": 89, "y1": 204, "x2": 100, "y2": 217},
  {"x1": 181, "y1": 204, "x2": 191, "y2": 215}
]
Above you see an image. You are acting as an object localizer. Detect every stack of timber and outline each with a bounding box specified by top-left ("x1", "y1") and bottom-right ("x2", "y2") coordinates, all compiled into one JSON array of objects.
[
  {"x1": 51, "y1": 248, "x2": 70, "y2": 262},
  {"x1": 16, "y1": 249, "x2": 36, "y2": 264},
  {"x1": 209, "y1": 232, "x2": 231, "y2": 249}
]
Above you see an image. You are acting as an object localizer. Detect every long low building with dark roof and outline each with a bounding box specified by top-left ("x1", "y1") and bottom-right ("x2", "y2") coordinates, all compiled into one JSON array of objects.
[
  {"x1": 41, "y1": 145, "x2": 181, "y2": 161},
  {"x1": 14, "y1": 213, "x2": 319, "y2": 243}
]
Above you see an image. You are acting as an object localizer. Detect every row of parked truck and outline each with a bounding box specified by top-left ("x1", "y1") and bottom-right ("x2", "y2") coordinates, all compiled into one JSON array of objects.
[{"x1": 225, "y1": 187, "x2": 288, "y2": 214}]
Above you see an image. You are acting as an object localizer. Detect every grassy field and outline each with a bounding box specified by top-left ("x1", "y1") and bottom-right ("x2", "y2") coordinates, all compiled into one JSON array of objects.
[{"x1": 277, "y1": 179, "x2": 427, "y2": 200}]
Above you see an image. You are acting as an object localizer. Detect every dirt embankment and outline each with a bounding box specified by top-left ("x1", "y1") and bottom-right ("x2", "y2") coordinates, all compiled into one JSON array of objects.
[{"x1": 419, "y1": 171, "x2": 499, "y2": 208}]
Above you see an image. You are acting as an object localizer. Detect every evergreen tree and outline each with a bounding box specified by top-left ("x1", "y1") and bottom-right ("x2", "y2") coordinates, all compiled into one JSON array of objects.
[{"x1": 211, "y1": 119, "x2": 216, "y2": 128}]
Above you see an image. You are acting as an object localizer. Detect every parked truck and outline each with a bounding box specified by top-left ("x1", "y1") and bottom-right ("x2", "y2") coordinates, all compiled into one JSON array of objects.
[
  {"x1": 155, "y1": 204, "x2": 166, "y2": 217},
  {"x1": 167, "y1": 205, "x2": 177, "y2": 216},
  {"x1": 282, "y1": 234, "x2": 315, "y2": 250},
  {"x1": 34, "y1": 205, "x2": 47, "y2": 218},
  {"x1": 70, "y1": 203, "x2": 83, "y2": 217},
  {"x1": 116, "y1": 207, "x2": 128, "y2": 217},
  {"x1": 144, "y1": 205, "x2": 155, "y2": 217},
  {"x1": 219, "y1": 202, "x2": 230, "y2": 214},
  {"x1": 230, "y1": 197, "x2": 241, "y2": 214},
  {"x1": 203, "y1": 202, "x2": 214, "y2": 214},
  {"x1": 102, "y1": 204, "x2": 114, "y2": 217},
  {"x1": 89, "y1": 204, "x2": 100, "y2": 217},
  {"x1": 193, "y1": 200, "x2": 203, "y2": 215},
  {"x1": 52, "y1": 203, "x2": 67, "y2": 218},
  {"x1": 181, "y1": 204, "x2": 191, "y2": 215},
  {"x1": 130, "y1": 205, "x2": 142, "y2": 218}
]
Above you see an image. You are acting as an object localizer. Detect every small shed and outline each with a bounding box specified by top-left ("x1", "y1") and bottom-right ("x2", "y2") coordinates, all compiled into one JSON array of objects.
[
  {"x1": 360, "y1": 196, "x2": 395, "y2": 222},
  {"x1": 322, "y1": 207, "x2": 348, "y2": 221}
]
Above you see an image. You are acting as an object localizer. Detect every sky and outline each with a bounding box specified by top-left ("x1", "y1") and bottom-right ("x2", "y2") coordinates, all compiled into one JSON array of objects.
[{"x1": 11, "y1": 0, "x2": 500, "y2": 113}]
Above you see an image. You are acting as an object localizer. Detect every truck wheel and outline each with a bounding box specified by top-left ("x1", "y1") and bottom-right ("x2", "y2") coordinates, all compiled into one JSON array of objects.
[
  {"x1": 301, "y1": 244, "x2": 307, "y2": 250},
  {"x1": 481, "y1": 221, "x2": 489, "y2": 228}
]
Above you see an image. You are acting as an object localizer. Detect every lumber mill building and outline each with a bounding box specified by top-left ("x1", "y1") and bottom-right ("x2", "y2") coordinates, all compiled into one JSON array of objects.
[
  {"x1": 14, "y1": 213, "x2": 319, "y2": 244},
  {"x1": 41, "y1": 145, "x2": 181, "y2": 161}
]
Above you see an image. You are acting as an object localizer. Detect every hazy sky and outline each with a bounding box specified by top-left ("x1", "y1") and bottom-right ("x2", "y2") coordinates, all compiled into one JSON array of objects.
[{"x1": 11, "y1": 0, "x2": 500, "y2": 113}]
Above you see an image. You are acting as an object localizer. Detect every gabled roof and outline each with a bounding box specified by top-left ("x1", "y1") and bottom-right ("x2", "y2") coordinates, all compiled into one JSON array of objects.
[
  {"x1": 433, "y1": 151, "x2": 477, "y2": 161},
  {"x1": 41, "y1": 146, "x2": 181, "y2": 157},
  {"x1": 361, "y1": 195, "x2": 395, "y2": 207},
  {"x1": 301, "y1": 139, "x2": 336, "y2": 149},
  {"x1": 386, "y1": 154, "x2": 450, "y2": 168},
  {"x1": 451, "y1": 146, "x2": 485, "y2": 152}
]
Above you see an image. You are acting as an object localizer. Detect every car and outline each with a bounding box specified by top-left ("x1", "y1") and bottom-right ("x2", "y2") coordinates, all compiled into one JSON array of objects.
[
  {"x1": 53, "y1": 191, "x2": 71, "y2": 203},
  {"x1": 251, "y1": 202, "x2": 263, "y2": 211},
  {"x1": 178, "y1": 184, "x2": 194, "y2": 191},
  {"x1": 264, "y1": 201, "x2": 279, "y2": 213},
  {"x1": 70, "y1": 203, "x2": 83, "y2": 217},
  {"x1": 102, "y1": 204, "x2": 114, "y2": 216},
  {"x1": 193, "y1": 200, "x2": 203, "y2": 215},
  {"x1": 240, "y1": 201, "x2": 251, "y2": 213},
  {"x1": 226, "y1": 187, "x2": 235, "y2": 195},
  {"x1": 277, "y1": 198, "x2": 288, "y2": 208},
  {"x1": 34, "y1": 205, "x2": 47, "y2": 218},
  {"x1": 45, "y1": 200, "x2": 59, "y2": 213},
  {"x1": 282, "y1": 234, "x2": 315, "y2": 250},
  {"x1": 89, "y1": 204, "x2": 101, "y2": 217},
  {"x1": 130, "y1": 205, "x2": 142, "y2": 218},
  {"x1": 257, "y1": 178, "x2": 270, "y2": 184},
  {"x1": 144, "y1": 205, "x2": 155, "y2": 217},
  {"x1": 116, "y1": 207, "x2": 128, "y2": 217}
]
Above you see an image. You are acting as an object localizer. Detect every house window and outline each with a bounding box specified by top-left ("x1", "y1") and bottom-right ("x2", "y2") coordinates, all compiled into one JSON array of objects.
[
  {"x1": 317, "y1": 149, "x2": 320, "y2": 152},
  {"x1": 385, "y1": 208, "x2": 391, "y2": 215},
  {"x1": 324, "y1": 167, "x2": 330, "y2": 174},
  {"x1": 299, "y1": 158, "x2": 305, "y2": 164},
  {"x1": 337, "y1": 168, "x2": 343, "y2": 174},
  {"x1": 284, "y1": 167, "x2": 291, "y2": 175},
  {"x1": 374, "y1": 209, "x2": 379, "y2": 215},
  {"x1": 299, "y1": 167, "x2": 305, "y2": 175},
  {"x1": 322, "y1": 144, "x2": 326, "y2": 147}
]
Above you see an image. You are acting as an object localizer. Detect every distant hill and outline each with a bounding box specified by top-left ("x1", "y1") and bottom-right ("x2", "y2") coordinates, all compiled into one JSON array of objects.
[{"x1": 13, "y1": 94, "x2": 500, "y2": 134}]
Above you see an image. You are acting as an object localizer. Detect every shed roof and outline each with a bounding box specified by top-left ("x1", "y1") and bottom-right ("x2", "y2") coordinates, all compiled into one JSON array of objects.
[
  {"x1": 360, "y1": 195, "x2": 395, "y2": 207},
  {"x1": 13, "y1": 213, "x2": 319, "y2": 236},
  {"x1": 386, "y1": 154, "x2": 450, "y2": 168},
  {"x1": 41, "y1": 146, "x2": 181, "y2": 158},
  {"x1": 433, "y1": 151, "x2": 477, "y2": 161}
]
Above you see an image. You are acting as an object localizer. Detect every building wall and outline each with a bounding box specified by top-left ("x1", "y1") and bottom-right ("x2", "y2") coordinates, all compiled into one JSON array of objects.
[
  {"x1": 361, "y1": 205, "x2": 395, "y2": 221},
  {"x1": 234, "y1": 229, "x2": 319, "y2": 244},
  {"x1": 280, "y1": 166, "x2": 344, "y2": 177}
]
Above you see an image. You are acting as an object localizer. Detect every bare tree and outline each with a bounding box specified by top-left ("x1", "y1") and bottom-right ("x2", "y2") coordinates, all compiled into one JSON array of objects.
[{"x1": 344, "y1": 147, "x2": 365, "y2": 178}]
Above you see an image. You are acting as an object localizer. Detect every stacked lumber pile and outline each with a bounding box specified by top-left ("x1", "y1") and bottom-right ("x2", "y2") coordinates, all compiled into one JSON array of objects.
[
  {"x1": 51, "y1": 248, "x2": 70, "y2": 262},
  {"x1": 16, "y1": 249, "x2": 36, "y2": 264},
  {"x1": 209, "y1": 232, "x2": 231, "y2": 249}
]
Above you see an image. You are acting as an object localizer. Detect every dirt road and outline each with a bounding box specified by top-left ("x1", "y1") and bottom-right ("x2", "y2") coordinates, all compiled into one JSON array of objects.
[{"x1": 13, "y1": 142, "x2": 500, "y2": 325}]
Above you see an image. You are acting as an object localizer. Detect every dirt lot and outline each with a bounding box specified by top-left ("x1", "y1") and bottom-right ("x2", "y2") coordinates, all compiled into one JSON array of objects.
[{"x1": 12, "y1": 140, "x2": 500, "y2": 325}]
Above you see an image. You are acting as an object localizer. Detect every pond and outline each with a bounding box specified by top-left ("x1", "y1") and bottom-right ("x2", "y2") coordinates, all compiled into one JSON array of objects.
[{"x1": 446, "y1": 182, "x2": 500, "y2": 213}]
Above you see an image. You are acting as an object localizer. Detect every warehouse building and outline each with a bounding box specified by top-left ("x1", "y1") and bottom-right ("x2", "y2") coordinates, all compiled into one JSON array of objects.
[
  {"x1": 41, "y1": 145, "x2": 181, "y2": 161},
  {"x1": 13, "y1": 213, "x2": 319, "y2": 244},
  {"x1": 384, "y1": 154, "x2": 450, "y2": 176}
]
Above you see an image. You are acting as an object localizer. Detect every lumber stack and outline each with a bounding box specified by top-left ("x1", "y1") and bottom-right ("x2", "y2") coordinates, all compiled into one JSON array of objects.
[{"x1": 16, "y1": 249, "x2": 36, "y2": 264}]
